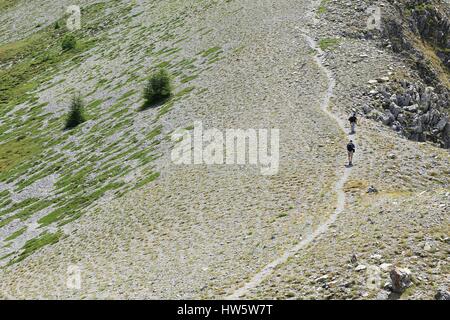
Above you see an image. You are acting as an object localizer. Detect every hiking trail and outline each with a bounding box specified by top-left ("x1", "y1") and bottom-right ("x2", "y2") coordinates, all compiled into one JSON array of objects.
[{"x1": 227, "y1": 32, "x2": 354, "y2": 300}]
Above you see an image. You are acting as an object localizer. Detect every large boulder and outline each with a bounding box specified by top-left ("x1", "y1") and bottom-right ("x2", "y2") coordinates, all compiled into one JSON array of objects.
[{"x1": 390, "y1": 267, "x2": 412, "y2": 293}]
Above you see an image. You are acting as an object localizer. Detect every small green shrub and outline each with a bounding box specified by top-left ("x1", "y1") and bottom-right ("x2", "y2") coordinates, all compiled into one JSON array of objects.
[
  {"x1": 65, "y1": 95, "x2": 86, "y2": 130},
  {"x1": 61, "y1": 34, "x2": 77, "y2": 51},
  {"x1": 142, "y1": 68, "x2": 172, "y2": 109}
]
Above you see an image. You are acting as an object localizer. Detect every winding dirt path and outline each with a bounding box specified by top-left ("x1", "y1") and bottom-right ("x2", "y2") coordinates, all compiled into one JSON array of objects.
[{"x1": 227, "y1": 33, "x2": 354, "y2": 300}]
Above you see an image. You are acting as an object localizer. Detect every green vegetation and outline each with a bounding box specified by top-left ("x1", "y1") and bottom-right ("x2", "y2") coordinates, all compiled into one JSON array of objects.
[
  {"x1": 180, "y1": 74, "x2": 198, "y2": 83},
  {"x1": 406, "y1": 3, "x2": 434, "y2": 13},
  {"x1": 0, "y1": 16, "x2": 98, "y2": 111},
  {"x1": 38, "y1": 181, "x2": 124, "y2": 227},
  {"x1": 134, "y1": 172, "x2": 160, "y2": 189},
  {"x1": 64, "y1": 95, "x2": 86, "y2": 130},
  {"x1": 61, "y1": 34, "x2": 77, "y2": 51},
  {"x1": 0, "y1": 136, "x2": 41, "y2": 174},
  {"x1": 319, "y1": 38, "x2": 341, "y2": 51},
  {"x1": 0, "y1": 0, "x2": 18, "y2": 11},
  {"x1": 4, "y1": 227, "x2": 27, "y2": 242},
  {"x1": 0, "y1": 197, "x2": 39, "y2": 218},
  {"x1": 317, "y1": 0, "x2": 330, "y2": 15},
  {"x1": 9, "y1": 231, "x2": 63, "y2": 265},
  {"x1": 200, "y1": 46, "x2": 223, "y2": 64},
  {"x1": 142, "y1": 69, "x2": 172, "y2": 109},
  {"x1": 0, "y1": 200, "x2": 54, "y2": 228},
  {"x1": 156, "y1": 101, "x2": 174, "y2": 120},
  {"x1": 0, "y1": 1, "x2": 227, "y2": 265},
  {"x1": 201, "y1": 46, "x2": 222, "y2": 57}
]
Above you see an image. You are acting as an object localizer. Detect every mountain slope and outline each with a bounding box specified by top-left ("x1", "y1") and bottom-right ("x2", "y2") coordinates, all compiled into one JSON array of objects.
[{"x1": 0, "y1": 0, "x2": 448, "y2": 299}]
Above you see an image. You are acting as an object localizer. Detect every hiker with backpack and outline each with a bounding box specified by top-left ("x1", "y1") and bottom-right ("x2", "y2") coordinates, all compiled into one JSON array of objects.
[
  {"x1": 347, "y1": 140, "x2": 355, "y2": 166},
  {"x1": 348, "y1": 112, "x2": 358, "y2": 134}
]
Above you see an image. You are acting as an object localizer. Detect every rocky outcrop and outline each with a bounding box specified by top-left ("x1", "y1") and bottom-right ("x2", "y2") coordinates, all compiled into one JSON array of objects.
[
  {"x1": 382, "y1": 0, "x2": 450, "y2": 85},
  {"x1": 365, "y1": 79, "x2": 450, "y2": 148}
]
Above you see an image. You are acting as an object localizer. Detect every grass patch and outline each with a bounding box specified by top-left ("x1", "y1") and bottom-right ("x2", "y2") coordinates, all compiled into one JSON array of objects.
[
  {"x1": 317, "y1": 0, "x2": 330, "y2": 15},
  {"x1": 135, "y1": 172, "x2": 160, "y2": 189},
  {"x1": 39, "y1": 182, "x2": 124, "y2": 227},
  {"x1": 9, "y1": 231, "x2": 63, "y2": 265},
  {"x1": 343, "y1": 180, "x2": 368, "y2": 192},
  {"x1": 0, "y1": 137, "x2": 41, "y2": 174},
  {"x1": 4, "y1": 227, "x2": 27, "y2": 242},
  {"x1": 174, "y1": 86, "x2": 195, "y2": 99},
  {"x1": 0, "y1": 3, "x2": 104, "y2": 111},
  {"x1": 201, "y1": 46, "x2": 222, "y2": 57},
  {"x1": 0, "y1": 0, "x2": 18, "y2": 11},
  {"x1": 318, "y1": 38, "x2": 340, "y2": 51},
  {"x1": 180, "y1": 74, "x2": 198, "y2": 83},
  {"x1": 156, "y1": 101, "x2": 174, "y2": 120}
]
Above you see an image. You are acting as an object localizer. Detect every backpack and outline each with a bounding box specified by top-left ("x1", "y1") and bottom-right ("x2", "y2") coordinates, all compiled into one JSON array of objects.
[{"x1": 347, "y1": 143, "x2": 355, "y2": 152}]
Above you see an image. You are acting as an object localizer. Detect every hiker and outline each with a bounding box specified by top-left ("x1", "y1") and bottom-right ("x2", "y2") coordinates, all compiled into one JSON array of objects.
[
  {"x1": 348, "y1": 112, "x2": 358, "y2": 134},
  {"x1": 347, "y1": 140, "x2": 355, "y2": 166}
]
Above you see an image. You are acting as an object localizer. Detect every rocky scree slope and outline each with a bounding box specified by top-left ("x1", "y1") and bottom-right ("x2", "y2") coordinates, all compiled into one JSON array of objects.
[
  {"x1": 240, "y1": 0, "x2": 450, "y2": 300},
  {"x1": 0, "y1": 0, "x2": 448, "y2": 300}
]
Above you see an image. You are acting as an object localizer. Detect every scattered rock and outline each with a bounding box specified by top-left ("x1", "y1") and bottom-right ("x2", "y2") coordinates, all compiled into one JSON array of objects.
[
  {"x1": 404, "y1": 104, "x2": 418, "y2": 113},
  {"x1": 423, "y1": 242, "x2": 433, "y2": 252},
  {"x1": 315, "y1": 274, "x2": 329, "y2": 283},
  {"x1": 367, "y1": 186, "x2": 378, "y2": 194},
  {"x1": 390, "y1": 267, "x2": 412, "y2": 293},
  {"x1": 380, "y1": 263, "x2": 392, "y2": 272},
  {"x1": 355, "y1": 264, "x2": 367, "y2": 271},
  {"x1": 344, "y1": 280, "x2": 355, "y2": 288},
  {"x1": 434, "y1": 289, "x2": 450, "y2": 300},
  {"x1": 370, "y1": 254, "x2": 382, "y2": 261},
  {"x1": 378, "y1": 76, "x2": 390, "y2": 83},
  {"x1": 382, "y1": 112, "x2": 395, "y2": 125},
  {"x1": 436, "y1": 118, "x2": 447, "y2": 131},
  {"x1": 387, "y1": 153, "x2": 396, "y2": 159}
]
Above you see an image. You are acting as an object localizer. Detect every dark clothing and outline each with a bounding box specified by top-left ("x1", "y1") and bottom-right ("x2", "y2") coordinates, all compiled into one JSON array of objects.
[
  {"x1": 347, "y1": 143, "x2": 355, "y2": 152},
  {"x1": 349, "y1": 116, "x2": 357, "y2": 123}
]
